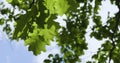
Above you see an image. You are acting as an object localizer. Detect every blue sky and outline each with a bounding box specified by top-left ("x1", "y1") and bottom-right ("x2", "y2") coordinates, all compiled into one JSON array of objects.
[
  {"x1": 0, "y1": 28, "x2": 35, "y2": 63},
  {"x1": 0, "y1": 27, "x2": 61, "y2": 63},
  {"x1": 0, "y1": 0, "x2": 118, "y2": 63}
]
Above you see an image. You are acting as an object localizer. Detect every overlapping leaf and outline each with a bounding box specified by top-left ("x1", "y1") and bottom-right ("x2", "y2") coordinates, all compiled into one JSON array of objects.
[{"x1": 25, "y1": 22, "x2": 57, "y2": 55}]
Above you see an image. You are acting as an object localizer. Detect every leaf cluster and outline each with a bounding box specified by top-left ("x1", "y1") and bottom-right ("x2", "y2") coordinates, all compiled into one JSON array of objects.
[{"x1": 1, "y1": 0, "x2": 120, "y2": 63}]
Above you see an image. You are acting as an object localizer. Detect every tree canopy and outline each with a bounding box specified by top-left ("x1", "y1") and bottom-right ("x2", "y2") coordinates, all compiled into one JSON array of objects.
[{"x1": 0, "y1": 0, "x2": 120, "y2": 63}]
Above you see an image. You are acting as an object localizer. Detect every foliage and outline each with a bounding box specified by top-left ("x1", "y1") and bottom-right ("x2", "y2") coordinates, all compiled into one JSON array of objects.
[{"x1": 0, "y1": 0, "x2": 120, "y2": 63}]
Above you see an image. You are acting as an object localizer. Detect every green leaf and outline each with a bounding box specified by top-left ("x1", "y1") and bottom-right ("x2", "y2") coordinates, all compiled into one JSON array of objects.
[
  {"x1": 44, "y1": 0, "x2": 70, "y2": 15},
  {"x1": 101, "y1": 40, "x2": 112, "y2": 51},
  {"x1": 48, "y1": 54, "x2": 53, "y2": 58},
  {"x1": 7, "y1": 0, "x2": 13, "y2": 3},
  {"x1": 39, "y1": 24, "x2": 56, "y2": 42},
  {"x1": 1, "y1": 0, "x2": 119, "y2": 63},
  {"x1": 87, "y1": 61, "x2": 92, "y2": 63},
  {"x1": 25, "y1": 26, "x2": 46, "y2": 55},
  {"x1": 25, "y1": 22, "x2": 57, "y2": 55},
  {"x1": 0, "y1": 18, "x2": 4, "y2": 25},
  {"x1": 44, "y1": 59, "x2": 51, "y2": 63}
]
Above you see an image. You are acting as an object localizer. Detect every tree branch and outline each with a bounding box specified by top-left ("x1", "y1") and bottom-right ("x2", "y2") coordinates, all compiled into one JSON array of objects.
[
  {"x1": 29, "y1": 0, "x2": 35, "y2": 9},
  {"x1": 108, "y1": 0, "x2": 120, "y2": 63}
]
